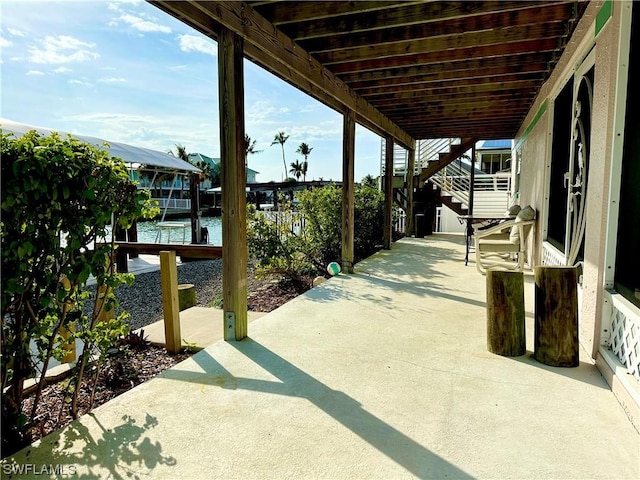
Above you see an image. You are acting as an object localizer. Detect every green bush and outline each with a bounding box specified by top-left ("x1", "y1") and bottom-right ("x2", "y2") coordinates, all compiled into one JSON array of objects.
[
  {"x1": 297, "y1": 183, "x2": 384, "y2": 266},
  {"x1": 1, "y1": 130, "x2": 153, "y2": 455}
]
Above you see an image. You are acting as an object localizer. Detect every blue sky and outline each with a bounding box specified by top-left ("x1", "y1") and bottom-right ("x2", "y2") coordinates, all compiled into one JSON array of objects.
[{"x1": 0, "y1": 0, "x2": 383, "y2": 183}]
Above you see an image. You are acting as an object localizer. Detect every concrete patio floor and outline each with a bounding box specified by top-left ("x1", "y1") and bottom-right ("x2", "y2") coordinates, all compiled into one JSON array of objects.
[{"x1": 3, "y1": 235, "x2": 638, "y2": 479}]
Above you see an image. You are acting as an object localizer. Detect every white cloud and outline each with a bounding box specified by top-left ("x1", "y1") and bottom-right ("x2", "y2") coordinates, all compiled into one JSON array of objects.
[
  {"x1": 8, "y1": 28, "x2": 24, "y2": 37},
  {"x1": 68, "y1": 79, "x2": 90, "y2": 86},
  {"x1": 53, "y1": 66, "x2": 72, "y2": 74},
  {"x1": 178, "y1": 34, "x2": 216, "y2": 56},
  {"x1": 27, "y1": 70, "x2": 45, "y2": 76},
  {"x1": 0, "y1": 37, "x2": 12, "y2": 48},
  {"x1": 169, "y1": 65, "x2": 188, "y2": 71},
  {"x1": 118, "y1": 13, "x2": 171, "y2": 33},
  {"x1": 29, "y1": 35, "x2": 99, "y2": 64},
  {"x1": 98, "y1": 77, "x2": 127, "y2": 83}
]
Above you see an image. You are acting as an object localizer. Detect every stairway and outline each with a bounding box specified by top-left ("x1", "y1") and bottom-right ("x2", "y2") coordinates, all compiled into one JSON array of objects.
[{"x1": 391, "y1": 137, "x2": 476, "y2": 216}]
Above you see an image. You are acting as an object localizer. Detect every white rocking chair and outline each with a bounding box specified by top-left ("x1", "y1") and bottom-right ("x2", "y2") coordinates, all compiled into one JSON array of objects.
[{"x1": 474, "y1": 212, "x2": 536, "y2": 275}]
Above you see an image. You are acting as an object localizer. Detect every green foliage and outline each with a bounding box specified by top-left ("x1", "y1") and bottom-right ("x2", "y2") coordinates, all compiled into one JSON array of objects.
[
  {"x1": 297, "y1": 183, "x2": 385, "y2": 266},
  {"x1": 247, "y1": 182, "x2": 384, "y2": 285},
  {"x1": 247, "y1": 204, "x2": 314, "y2": 283},
  {"x1": 1, "y1": 129, "x2": 152, "y2": 455}
]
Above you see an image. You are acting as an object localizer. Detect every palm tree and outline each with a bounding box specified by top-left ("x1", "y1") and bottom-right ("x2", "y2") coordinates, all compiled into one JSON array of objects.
[
  {"x1": 289, "y1": 160, "x2": 304, "y2": 180},
  {"x1": 296, "y1": 142, "x2": 313, "y2": 181},
  {"x1": 271, "y1": 130, "x2": 289, "y2": 180},
  {"x1": 244, "y1": 134, "x2": 262, "y2": 169}
]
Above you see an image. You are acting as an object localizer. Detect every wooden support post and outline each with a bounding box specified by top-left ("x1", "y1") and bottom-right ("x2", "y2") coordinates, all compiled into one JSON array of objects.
[
  {"x1": 190, "y1": 173, "x2": 201, "y2": 244},
  {"x1": 342, "y1": 108, "x2": 355, "y2": 273},
  {"x1": 405, "y1": 148, "x2": 415, "y2": 237},
  {"x1": 486, "y1": 270, "x2": 525, "y2": 356},
  {"x1": 218, "y1": 27, "x2": 248, "y2": 341},
  {"x1": 534, "y1": 266, "x2": 579, "y2": 367},
  {"x1": 383, "y1": 135, "x2": 394, "y2": 249},
  {"x1": 160, "y1": 250, "x2": 181, "y2": 353}
]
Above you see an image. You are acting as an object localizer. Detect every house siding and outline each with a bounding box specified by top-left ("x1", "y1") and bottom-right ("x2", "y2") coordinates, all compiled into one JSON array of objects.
[{"x1": 514, "y1": 0, "x2": 627, "y2": 358}]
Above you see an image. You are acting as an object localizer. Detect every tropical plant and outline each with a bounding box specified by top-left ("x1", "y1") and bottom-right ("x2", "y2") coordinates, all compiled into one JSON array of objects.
[
  {"x1": 361, "y1": 174, "x2": 378, "y2": 189},
  {"x1": 289, "y1": 160, "x2": 304, "y2": 180},
  {"x1": 1, "y1": 130, "x2": 154, "y2": 456},
  {"x1": 296, "y1": 142, "x2": 313, "y2": 181},
  {"x1": 271, "y1": 130, "x2": 289, "y2": 181},
  {"x1": 244, "y1": 134, "x2": 262, "y2": 168}
]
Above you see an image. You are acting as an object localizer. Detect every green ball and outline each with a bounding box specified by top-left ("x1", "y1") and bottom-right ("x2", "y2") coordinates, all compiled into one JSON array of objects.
[{"x1": 327, "y1": 262, "x2": 341, "y2": 276}]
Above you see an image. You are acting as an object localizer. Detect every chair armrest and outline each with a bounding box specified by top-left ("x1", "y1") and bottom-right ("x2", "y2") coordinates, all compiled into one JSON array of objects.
[{"x1": 474, "y1": 219, "x2": 515, "y2": 240}]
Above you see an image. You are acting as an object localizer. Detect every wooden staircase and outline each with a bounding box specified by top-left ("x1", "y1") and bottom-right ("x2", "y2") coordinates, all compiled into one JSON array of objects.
[
  {"x1": 418, "y1": 137, "x2": 476, "y2": 183},
  {"x1": 392, "y1": 137, "x2": 476, "y2": 216}
]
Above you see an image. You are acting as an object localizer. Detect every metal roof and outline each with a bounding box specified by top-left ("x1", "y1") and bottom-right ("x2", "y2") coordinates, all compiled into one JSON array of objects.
[{"x1": 0, "y1": 118, "x2": 201, "y2": 173}]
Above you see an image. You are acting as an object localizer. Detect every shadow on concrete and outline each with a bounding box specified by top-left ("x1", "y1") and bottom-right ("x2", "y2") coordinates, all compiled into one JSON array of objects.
[
  {"x1": 2, "y1": 413, "x2": 175, "y2": 479},
  {"x1": 508, "y1": 352, "x2": 609, "y2": 390},
  {"x1": 162, "y1": 340, "x2": 473, "y2": 479}
]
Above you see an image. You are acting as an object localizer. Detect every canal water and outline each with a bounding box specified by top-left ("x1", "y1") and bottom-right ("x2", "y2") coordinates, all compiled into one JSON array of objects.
[{"x1": 135, "y1": 216, "x2": 223, "y2": 244}]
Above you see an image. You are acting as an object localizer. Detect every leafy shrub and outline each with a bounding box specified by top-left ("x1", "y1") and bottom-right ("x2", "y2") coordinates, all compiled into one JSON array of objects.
[
  {"x1": 247, "y1": 204, "x2": 315, "y2": 284},
  {"x1": 1, "y1": 130, "x2": 152, "y2": 455}
]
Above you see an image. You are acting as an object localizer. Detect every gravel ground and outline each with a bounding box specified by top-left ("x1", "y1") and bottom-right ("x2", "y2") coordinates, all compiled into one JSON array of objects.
[{"x1": 84, "y1": 259, "x2": 311, "y2": 331}]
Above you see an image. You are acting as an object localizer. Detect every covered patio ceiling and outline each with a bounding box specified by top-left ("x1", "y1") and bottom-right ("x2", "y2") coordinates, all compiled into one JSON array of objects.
[{"x1": 153, "y1": 0, "x2": 587, "y2": 142}]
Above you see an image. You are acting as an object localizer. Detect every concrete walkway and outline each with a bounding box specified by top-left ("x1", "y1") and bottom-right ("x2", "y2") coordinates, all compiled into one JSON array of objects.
[{"x1": 3, "y1": 235, "x2": 638, "y2": 479}]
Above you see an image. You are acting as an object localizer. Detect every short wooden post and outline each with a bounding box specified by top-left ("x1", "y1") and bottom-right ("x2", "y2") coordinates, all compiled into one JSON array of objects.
[
  {"x1": 96, "y1": 284, "x2": 115, "y2": 323},
  {"x1": 160, "y1": 250, "x2": 181, "y2": 353},
  {"x1": 534, "y1": 266, "x2": 579, "y2": 367},
  {"x1": 178, "y1": 283, "x2": 196, "y2": 311},
  {"x1": 486, "y1": 270, "x2": 525, "y2": 356}
]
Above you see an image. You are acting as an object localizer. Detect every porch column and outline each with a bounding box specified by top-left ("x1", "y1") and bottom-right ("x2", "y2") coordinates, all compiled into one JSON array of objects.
[
  {"x1": 405, "y1": 147, "x2": 415, "y2": 236},
  {"x1": 342, "y1": 108, "x2": 356, "y2": 273},
  {"x1": 468, "y1": 143, "x2": 476, "y2": 216},
  {"x1": 218, "y1": 27, "x2": 248, "y2": 341},
  {"x1": 383, "y1": 135, "x2": 394, "y2": 249}
]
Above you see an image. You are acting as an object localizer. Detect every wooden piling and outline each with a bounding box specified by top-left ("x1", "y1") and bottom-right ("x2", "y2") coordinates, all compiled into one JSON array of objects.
[
  {"x1": 486, "y1": 269, "x2": 526, "y2": 356},
  {"x1": 534, "y1": 266, "x2": 579, "y2": 367}
]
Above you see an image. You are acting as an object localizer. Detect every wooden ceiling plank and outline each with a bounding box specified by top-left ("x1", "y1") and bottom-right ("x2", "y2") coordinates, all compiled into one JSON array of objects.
[
  {"x1": 361, "y1": 74, "x2": 542, "y2": 98},
  {"x1": 330, "y1": 38, "x2": 562, "y2": 75},
  {"x1": 278, "y1": 0, "x2": 560, "y2": 40},
  {"x1": 349, "y1": 65, "x2": 548, "y2": 95},
  {"x1": 300, "y1": 3, "x2": 574, "y2": 53},
  {"x1": 337, "y1": 52, "x2": 551, "y2": 84},
  {"x1": 317, "y1": 23, "x2": 567, "y2": 65},
  {"x1": 250, "y1": 1, "x2": 419, "y2": 25},
  {"x1": 153, "y1": 1, "x2": 414, "y2": 148}
]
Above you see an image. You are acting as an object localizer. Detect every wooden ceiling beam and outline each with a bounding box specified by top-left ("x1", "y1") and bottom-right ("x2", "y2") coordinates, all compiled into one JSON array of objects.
[
  {"x1": 300, "y1": 3, "x2": 574, "y2": 53},
  {"x1": 388, "y1": 110, "x2": 530, "y2": 123},
  {"x1": 152, "y1": 1, "x2": 414, "y2": 149},
  {"x1": 379, "y1": 100, "x2": 532, "y2": 115},
  {"x1": 249, "y1": 1, "x2": 418, "y2": 25},
  {"x1": 278, "y1": 1, "x2": 557, "y2": 40},
  {"x1": 353, "y1": 71, "x2": 547, "y2": 96},
  {"x1": 337, "y1": 52, "x2": 551, "y2": 84},
  {"x1": 362, "y1": 80, "x2": 541, "y2": 102},
  {"x1": 330, "y1": 38, "x2": 562, "y2": 75},
  {"x1": 371, "y1": 89, "x2": 536, "y2": 108},
  {"x1": 317, "y1": 23, "x2": 567, "y2": 65}
]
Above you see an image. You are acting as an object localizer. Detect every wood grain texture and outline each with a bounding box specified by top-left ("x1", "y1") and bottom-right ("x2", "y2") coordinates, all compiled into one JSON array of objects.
[
  {"x1": 534, "y1": 266, "x2": 579, "y2": 367},
  {"x1": 218, "y1": 27, "x2": 248, "y2": 341},
  {"x1": 341, "y1": 108, "x2": 355, "y2": 273},
  {"x1": 486, "y1": 270, "x2": 525, "y2": 357},
  {"x1": 160, "y1": 251, "x2": 181, "y2": 354},
  {"x1": 383, "y1": 136, "x2": 394, "y2": 250}
]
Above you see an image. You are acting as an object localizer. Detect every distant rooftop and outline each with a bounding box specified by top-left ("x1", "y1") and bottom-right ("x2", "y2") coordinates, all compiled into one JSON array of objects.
[
  {"x1": 189, "y1": 152, "x2": 259, "y2": 175},
  {"x1": 477, "y1": 139, "x2": 512, "y2": 150}
]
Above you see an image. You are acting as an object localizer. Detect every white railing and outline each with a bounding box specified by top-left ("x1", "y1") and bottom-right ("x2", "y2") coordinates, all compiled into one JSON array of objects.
[
  {"x1": 602, "y1": 291, "x2": 640, "y2": 383},
  {"x1": 153, "y1": 198, "x2": 191, "y2": 210},
  {"x1": 381, "y1": 138, "x2": 459, "y2": 177},
  {"x1": 394, "y1": 208, "x2": 406, "y2": 234},
  {"x1": 429, "y1": 162, "x2": 512, "y2": 211},
  {"x1": 262, "y1": 211, "x2": 306, "y2": 236}
]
